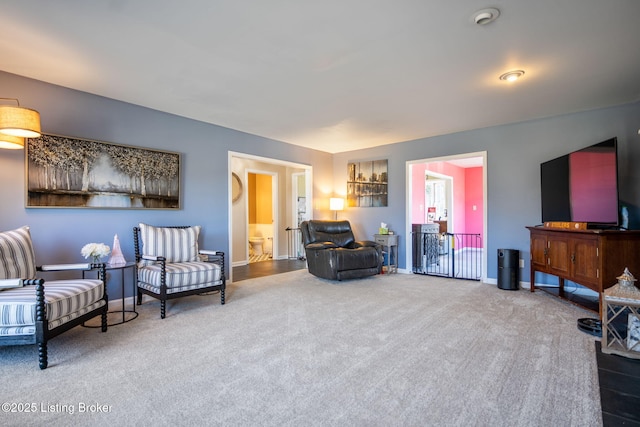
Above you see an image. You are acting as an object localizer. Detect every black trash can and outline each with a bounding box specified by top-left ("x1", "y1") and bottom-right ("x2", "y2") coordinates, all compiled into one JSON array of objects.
[{"x1": 497, "y1": 249, "x2": 519, "y2": 290}]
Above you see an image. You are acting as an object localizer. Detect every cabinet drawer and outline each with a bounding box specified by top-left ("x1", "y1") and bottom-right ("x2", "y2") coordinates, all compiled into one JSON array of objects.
[{"x1": 374, "y1": 235, "x2": 398, "y2": 245}]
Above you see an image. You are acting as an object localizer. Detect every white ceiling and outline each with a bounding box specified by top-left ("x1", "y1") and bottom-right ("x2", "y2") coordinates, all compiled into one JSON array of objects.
[{"x1": 1, "y1": 1, "x2": 639, "y2": 154}]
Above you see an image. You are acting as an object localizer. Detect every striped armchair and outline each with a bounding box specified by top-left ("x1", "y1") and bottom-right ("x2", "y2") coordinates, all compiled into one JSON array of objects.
[
  {"x1": 0, "y1": 226, "x2": 108, "y2": 369},
  {"x1": 133, "y1": 224, "x2": 226, "y2": 319}
]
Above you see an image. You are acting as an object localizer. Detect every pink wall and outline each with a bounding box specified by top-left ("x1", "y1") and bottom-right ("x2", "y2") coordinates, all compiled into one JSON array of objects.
[
  {"x1": 464, "y1": 167, "x2": 484, "y2": 246},
  {"x1": 411, "y1": 162, "x2": 484, "y2": 248}
]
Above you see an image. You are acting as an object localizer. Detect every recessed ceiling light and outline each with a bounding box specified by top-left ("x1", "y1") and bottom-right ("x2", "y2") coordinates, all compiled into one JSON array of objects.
[
  {"x1": 499, "y1": 70, "x2": 525, "y2": 82},
  {"x1": 472, "y1": 8, "x2": 500, "y2": 25}
]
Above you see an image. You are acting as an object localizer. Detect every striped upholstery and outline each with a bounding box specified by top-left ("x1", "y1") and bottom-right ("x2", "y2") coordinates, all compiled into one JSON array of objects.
[
  {"x1": 137, "y1": 261, "x2": 222, "y2": 294},
  {"x1": 0, "y1": 279, "x2": 105, "y2": 334},
  {"x1": 139, "y1": 224, "x2": 201, "y2": 264},
  {"x1": 0, "y1": 226, "x2": 37, "y2": 280},
  {"x1": 0, "y1": 300, "x2": 106, "y2": 337}
]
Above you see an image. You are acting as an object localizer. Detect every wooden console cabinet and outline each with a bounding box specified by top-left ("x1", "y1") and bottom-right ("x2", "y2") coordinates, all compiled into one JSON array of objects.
[{"x1": 527, "y1": 226, "x2": 640, "y2": 317}]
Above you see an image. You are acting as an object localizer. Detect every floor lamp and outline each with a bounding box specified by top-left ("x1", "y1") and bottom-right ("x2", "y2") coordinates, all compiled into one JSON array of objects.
[{"x1": 329, "y1": 197, "x2": 344, "y2": 220}]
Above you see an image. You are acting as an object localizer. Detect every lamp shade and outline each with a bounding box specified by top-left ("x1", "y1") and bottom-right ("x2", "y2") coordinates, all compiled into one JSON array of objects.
[
  {"x1": 0, "y1": 105, "x2": 41, "y2": 138},
  {"x1": 0, "y1": 134, "x2": 25, "y2": 149},
  {"x1": 329, "y1": 197, "x2": 344, "y2": 211}
]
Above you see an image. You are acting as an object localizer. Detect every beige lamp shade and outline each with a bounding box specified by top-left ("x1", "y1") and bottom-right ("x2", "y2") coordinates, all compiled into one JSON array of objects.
[
  {"x1": 0, "y1": 134, "x2": 25, "y2": 149},
  {"x1": 329, "y1": 197, "x2": 344, "y2": 211},
  {"x1": 0, "y1": 105, "x2": 41, "y2": 138},
  {"x1": 329, "y1": 197, "x2": 344, "y2": 220}
]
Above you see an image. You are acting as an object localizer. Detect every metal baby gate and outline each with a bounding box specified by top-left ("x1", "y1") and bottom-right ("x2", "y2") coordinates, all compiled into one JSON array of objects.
[{"x1": 412, "y1": 231, "x2": 482, "y2": 280}]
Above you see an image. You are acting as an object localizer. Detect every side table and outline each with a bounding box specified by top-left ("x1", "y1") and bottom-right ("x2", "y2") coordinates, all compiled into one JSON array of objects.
[
  {"x1": 374, "y1": 234, "x2": 398, "y2": 274},
  {"x1": 602, "y1": 284, "x2": 640, "y2": 359},
  {"x1": 83, "y1": 261, "x2": 138, "y2": 327}
]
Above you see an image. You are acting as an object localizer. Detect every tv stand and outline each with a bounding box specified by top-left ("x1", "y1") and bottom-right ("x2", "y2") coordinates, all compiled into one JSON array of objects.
[{"x1": 527, "y1": 226, "x2": 640, "y2": 318}]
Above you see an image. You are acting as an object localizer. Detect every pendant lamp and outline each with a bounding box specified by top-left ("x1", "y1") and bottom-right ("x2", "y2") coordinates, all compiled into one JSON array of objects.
[
  {"x1": 0, "y1": 134, "x2": 25, "y2": 150},
  {"x1": 0, "y1": 99, "x2": 41, "y2": 139}
]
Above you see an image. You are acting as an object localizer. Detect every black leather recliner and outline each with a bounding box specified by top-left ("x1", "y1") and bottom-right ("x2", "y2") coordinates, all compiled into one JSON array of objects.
[{"x1": 300, "y1": 220, "x2": 382, "y2": 281}]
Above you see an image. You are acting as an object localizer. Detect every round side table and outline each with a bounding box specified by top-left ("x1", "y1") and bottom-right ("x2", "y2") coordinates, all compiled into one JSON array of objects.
[{"x1": 83, "y1": 261, "x2": 138, "y2": 327}]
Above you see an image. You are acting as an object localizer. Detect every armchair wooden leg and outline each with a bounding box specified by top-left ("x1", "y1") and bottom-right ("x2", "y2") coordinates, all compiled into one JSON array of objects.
[
  {"x1": 101, "y1": 310, "x2": 108, "y2": 332},
  {"x1": 137, "y1": 291, "x2": 142, "y2": 306},
  {"x1": 38, "y1": 342, "x2": 48, "y2": 370},
  {"x1": 221, "y1": 287, "x2": 225, "y2": 305},
  {"x1": 161, "y1": 300, "x2": 166, "y2": 319}
]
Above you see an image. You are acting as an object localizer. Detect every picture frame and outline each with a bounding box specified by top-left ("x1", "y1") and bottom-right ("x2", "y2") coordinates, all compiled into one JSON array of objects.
[
  {"x1": 26, "y1": 133, "x2": 181, "y2": 209},
  {"x1": 347, "y1": 159, "x2": 388, "y2": 207}
]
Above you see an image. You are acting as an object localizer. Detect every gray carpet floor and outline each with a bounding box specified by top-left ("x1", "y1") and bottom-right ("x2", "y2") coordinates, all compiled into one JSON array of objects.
[{"x1": 0, "y1": 270, "x2": 602, "y2": 426}]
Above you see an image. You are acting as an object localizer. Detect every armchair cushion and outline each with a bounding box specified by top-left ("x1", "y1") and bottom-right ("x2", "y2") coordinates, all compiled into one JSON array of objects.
[
  {"x1": 0, "y1": 279, "x2": 105, "y2": 332},
  {"x1": 138, "y1": 223, "x2": 201, "y2": 264},
  {"x1": 137, "y1": 261, "x2": 222, "y2": 294},
  {"x1": 0, "y1": 226, "x2": 37, "y2": 280}
]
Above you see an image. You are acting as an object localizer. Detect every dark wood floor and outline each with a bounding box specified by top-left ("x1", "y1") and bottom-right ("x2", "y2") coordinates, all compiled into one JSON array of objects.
[
  {"x1": 596, "y1": 341, "x2": 640, "y2": 426},
  {"x1": 232, "y1": 258, "x2": 307, "y2": 282}
]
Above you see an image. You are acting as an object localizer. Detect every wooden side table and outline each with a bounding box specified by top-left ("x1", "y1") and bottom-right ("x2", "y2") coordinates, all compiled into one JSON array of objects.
[
  {"x1": 374, "y1": 234, "x2": 398, "y2": 274},
  {"x1": 602, "y1": 284, "x2": 640, "y2": 359}
]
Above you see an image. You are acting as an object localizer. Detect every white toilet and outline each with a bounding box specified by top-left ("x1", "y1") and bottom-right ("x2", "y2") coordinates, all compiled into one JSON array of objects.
[{"x1": 249, "y1": 237, "x2": 264, "y2": 255}]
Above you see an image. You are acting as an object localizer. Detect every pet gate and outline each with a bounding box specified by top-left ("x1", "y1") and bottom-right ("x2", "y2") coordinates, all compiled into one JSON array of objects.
[
  {"x1": 412, "y1": 229, "x2": 482, "y2": 280},
  {"x1": 286, "y1": 227, "x2": 305, "y2": 260}
]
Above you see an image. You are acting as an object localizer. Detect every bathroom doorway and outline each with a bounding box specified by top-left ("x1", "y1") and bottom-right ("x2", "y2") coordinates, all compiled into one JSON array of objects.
[
  {"x1": 247, "y1": 170, "x2": 276, "y2": 263},
  {"x1": 228, "y1": 152, "x2": 313, "y2": 283}
]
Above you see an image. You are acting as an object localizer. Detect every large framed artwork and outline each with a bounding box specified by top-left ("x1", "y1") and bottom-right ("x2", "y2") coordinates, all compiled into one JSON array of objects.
[
  {"x1": 26, "y1": 134, "x2": 180, "y2": 209},
  {"x1": 347, "y1": 159, "x2": 388, "y2": 207}
]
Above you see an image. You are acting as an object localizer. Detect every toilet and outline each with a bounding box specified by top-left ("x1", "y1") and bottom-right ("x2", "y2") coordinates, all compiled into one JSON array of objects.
[{"x1": 249, "y1": 237, "x2": 264, "y2": 255}]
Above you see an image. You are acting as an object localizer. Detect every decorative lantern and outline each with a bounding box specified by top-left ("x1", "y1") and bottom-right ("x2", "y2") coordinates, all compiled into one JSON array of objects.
[{"x1": 617, "y1": 267, "x2": 638, "y2": 290}]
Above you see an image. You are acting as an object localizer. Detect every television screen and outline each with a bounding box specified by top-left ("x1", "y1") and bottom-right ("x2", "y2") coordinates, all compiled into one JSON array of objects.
[{"x1": 540, "y1": 137, "x2": 619, "y2": 226}]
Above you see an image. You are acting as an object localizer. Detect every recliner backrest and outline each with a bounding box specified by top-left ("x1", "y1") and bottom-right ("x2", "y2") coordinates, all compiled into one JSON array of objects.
[{"x1": 301, "y1": 220, "x2": 355, "y2": 248}]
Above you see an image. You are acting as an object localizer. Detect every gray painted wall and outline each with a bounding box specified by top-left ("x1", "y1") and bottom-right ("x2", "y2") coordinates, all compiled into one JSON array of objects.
[
  {"x1": 0, "y1": 71, "x2": 333, "y2": 297},
  {"x1": 2, "y1": 70, "x2": 639, "y2": 296},
  {"x1": 333, "y1": 101, "x2": 640, "y2": 281}
]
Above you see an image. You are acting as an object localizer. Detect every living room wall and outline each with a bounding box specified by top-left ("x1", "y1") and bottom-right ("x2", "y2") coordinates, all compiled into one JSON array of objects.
[
  {"x1": 2, "y1": 70, "x2": 639, "y2": 289},
  {"x1": 0, "y1": 71, "x2": 333, "y2": 296},
  {"x1": 332, "y1": 101, "x2": 640, "y2": 282}
]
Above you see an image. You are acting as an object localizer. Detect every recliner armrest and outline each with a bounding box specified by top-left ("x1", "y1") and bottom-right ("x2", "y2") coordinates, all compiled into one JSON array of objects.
[
  {"x1": 353, "y1": 240, "x2": 378, "y2": 248},
  {"x1": 306, "y1": 242, "x2": 339, "y2": 250}
]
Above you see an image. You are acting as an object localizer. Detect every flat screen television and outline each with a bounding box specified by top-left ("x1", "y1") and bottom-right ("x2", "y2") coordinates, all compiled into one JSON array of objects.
[{"x1": 540, "y1": 137, "x2": 619, "y2": 227}]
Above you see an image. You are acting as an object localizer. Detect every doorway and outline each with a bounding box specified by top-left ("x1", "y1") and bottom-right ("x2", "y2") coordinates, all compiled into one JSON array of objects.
[
  {"x1": 405, "y1": 151, "x2": 487, "y2": 282},
  {"x1": 246, "y1": 170, "x2": 276, "y2": 263},
  {"x1": 228, "y1": 152, "x2": 312, "y2": 283}
]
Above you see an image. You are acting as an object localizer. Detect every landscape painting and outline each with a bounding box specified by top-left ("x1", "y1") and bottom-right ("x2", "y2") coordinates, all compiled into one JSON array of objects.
[
  {"x1": 347, "y1": 159, "x2": 388, "y2": 207},
  {"x1": 26, "y1": 134, "x2": 180, "y2": 209}
]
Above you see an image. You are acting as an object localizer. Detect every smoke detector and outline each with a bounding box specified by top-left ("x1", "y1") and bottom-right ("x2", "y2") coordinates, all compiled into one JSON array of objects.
[{"x1": 472, "y1": 8, "x2": 500, "y2": 25}]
